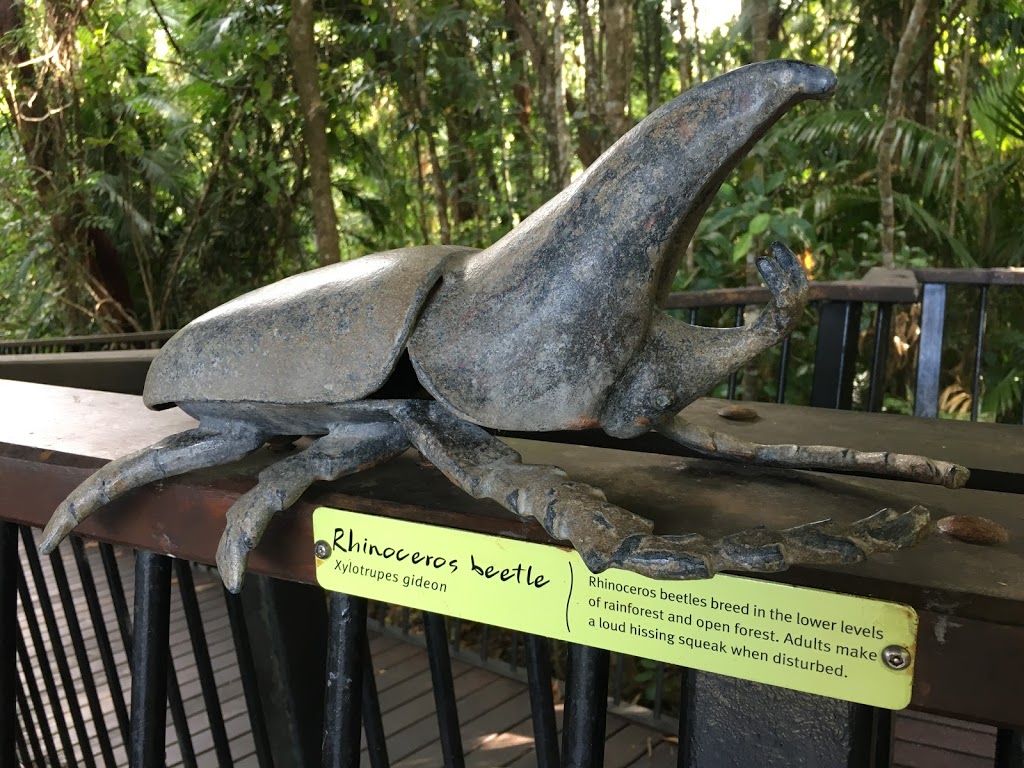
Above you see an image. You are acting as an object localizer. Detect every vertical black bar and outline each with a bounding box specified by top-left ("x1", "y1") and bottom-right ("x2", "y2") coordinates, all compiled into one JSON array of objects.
[
  {"x1": 16, "y1": 676, "x2": 47, "y2": 766},
  {"x1": 100, "y1": 543, "x2": 198, "y2": 768},
  {"x1": 0, "y1": 522, "x2": 16, "y2": 768},
  {"x1": 727, "y1": 305, "x2": 744, "y2": 400},
  {"x1": 362, "y1": 631, "x2": 389, "y2": 768},
  {"x1": 914, "y1": 283, "x2": 947, "y2": 418},
  {"x1": 129, "y1": 550, "x2": 172, "y2": 768},
  {"x1": 451, "y1": 617, "x2": 462, "y2": 653},
  {"x1": 653, "y1": 662, "x2": 666, "y2": 719},
  {"x1": 70, "y1": 538, "x2": 131, "y2": 746},
  {"x1": 562, "y1": 644, "x2": 609, "y2": 768},
  {"x1": 525, "y1": 634, "x2": 559, "y2": 768},
  {"x1": 49, "y1": 545, "x2": 118, "y2": 767},
  {"x1": 424, "y1": 611, "x2": 465, "y2": 768},
  {"x1": 175, "y1": 559, "x2": 234, "y2": 767},
  {"x1": 17, "y1": 633, "x2": 61, "y2": 765},
  {"x1": 510, "y1": 631, "x2": 520, "y2": 671},
  {"x1": 971, "y1": 285, "x2": 988, "y2": 422},
  {"x1": 16, "y1": 569, "x2": 77, "y2": 763},
  {"x1": 322, "y1": 593, "x2": 367, "y2": 768},
  {"x1": 612, "y1": 653, "x2": 624, "y2": 704},
  {"x1": 867, "y1": 303, "x2": 893, "y2": 413},
  {"x1": 224, "y1": 589, "x2": 275, "y2": 768},
  {"x1": 20, "y1": 527, "x2": 98, "y2": 768},
  {"x1": 480, "y1": 624, "x2": 490, "y2": 662},
  {"x1": 775, "y1": 336, "x2": 791, "y2": 404},
  {"x1": 810, "y1": 301, "x2": 863, "y2": 409},
  {"x1": 996, "y1": 729, "x2": 1024, "y2": 768}
]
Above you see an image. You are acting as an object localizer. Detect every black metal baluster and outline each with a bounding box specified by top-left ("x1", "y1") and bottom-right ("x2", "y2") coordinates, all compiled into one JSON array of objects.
[
  {"x1": 17, "y1": 632, "x2": 61, "y2": 765},
  {"x1": 70, "y1": 538, "x2": 130, "y2": 747},
  {"x1": 424, "y1": 611, "x2": 465, "y2": 768},
  {"x1": 16, "y1": 569, "x2": 76, "y2": 764},
  {"x1": 175, "y1": 559, "x2": 233, "y2": 767},
  {"x1": 0, "y1": 522, "x2": 16, "y2": 767},
  {"x1": 480, "y1": 624, "x2": 490, "y2": 663},
  {"x1": 914, "y1": 283, "x2": 947, "y2": 418},
  {"x1": 510, "y1": 631, "x2": 520, "y2": 672},
  {"x1": 99, "y1": 542, "x2": 198, "y2": 768},
  {"x1": 322, "y1": 593, "x2": 366, "y2": 768},
  {"x1": 129, "y1": 550, "x2": 172, "y2": 768},
  {"x1": 562, "y1": 644, "x2": 609, "y2": 768},
  {"x1": 224, "y1": 588, "x2": 275, "y2": 768},
  {"x1": 727, "y1": 305, "x2": 744, "y2": 399},
  {"x1": 49, "y1": 544, "x2": 118, "y2": 767},
  {"x1": 971, "y1": 286, "x2": 988, "y2": 422},
  {"x1": 20, "y1": 527, "x2": 98, "y2": 768},
  {"x1": 525, "y1": 634, "x2": 559, "y2": 768},
  {"x1": 16, "y1": 675, "x2": 47, "y2": 766},
  {"x1": 653, "y1": 662, "x2": 666, "y2": 719},
  {"x1": 776, "y1": 336, "x2": 791, "y2": 404},
  {"x1": 996, "y1": 729, "x2": 1024, "y2": 768},
  {"x1": 362, "y1": 631, "x2": 389, "y2": 768},
  {"x1": 811, "y1": 300, "x2": 863, "y2": 410},
  {"x1": 867, "y1": 303, "x2": 893, "y2": 412}
]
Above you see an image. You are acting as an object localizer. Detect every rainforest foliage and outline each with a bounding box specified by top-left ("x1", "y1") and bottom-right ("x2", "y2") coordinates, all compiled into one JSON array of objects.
[{"x1": 0, "y1": 0, "x2": 1021, "y2": 416}]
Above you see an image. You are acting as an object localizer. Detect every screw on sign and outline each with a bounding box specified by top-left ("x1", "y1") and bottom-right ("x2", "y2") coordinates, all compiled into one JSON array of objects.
[
  {"x1": 39, "y1": 61, "x2": 968, "y2": 593},
  {"x1": 882, "y1": 646, "x2": 912, "y2": 671}
]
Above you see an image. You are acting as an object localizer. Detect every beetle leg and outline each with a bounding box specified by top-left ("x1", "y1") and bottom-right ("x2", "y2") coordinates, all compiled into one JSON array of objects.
[
  {"x1": 658, "y1": 416, "x2": 970, "y2": 489},
  {"x1": 392, "y1": 403, "x2": 932, "y2": 579},
  {"x1": 40, "y1": 422, "x2": 268, "y2": 554},
  {"x1": 216, "y1": 419, "x2": 408, "y2": 593},
  {"x1": 390, "y1": 402, "x2": 713, "y2": 578}
]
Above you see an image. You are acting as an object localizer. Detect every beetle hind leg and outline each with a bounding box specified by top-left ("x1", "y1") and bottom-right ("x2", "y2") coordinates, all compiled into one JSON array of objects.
[
  {"x1": 216, "y1": 419, "x2": 407, "y2": 593},
  {"x1": 40, "y1": 422, "x2": 269, "y2": 554}
]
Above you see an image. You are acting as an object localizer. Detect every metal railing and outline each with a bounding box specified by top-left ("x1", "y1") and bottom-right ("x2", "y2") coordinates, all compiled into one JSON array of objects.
[{"x1": 1, "y1": 267, "x2": 1022, "y2": 767}]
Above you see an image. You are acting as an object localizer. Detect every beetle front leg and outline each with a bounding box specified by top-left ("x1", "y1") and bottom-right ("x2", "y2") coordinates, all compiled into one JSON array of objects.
[
  {"x1": 216, "y1": 419, "x2": 408, "y2": 592},
  {"x1": 658, "y1": 416, "x2": 970, "y2": 488}
]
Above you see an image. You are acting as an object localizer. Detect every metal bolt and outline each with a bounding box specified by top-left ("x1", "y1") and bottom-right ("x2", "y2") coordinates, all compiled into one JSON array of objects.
[
  {"x1": 882, "y1": 645, "x2": 911, "y2": 671},
  {"x1": 314, "y1": 540, "x2": 331, "y2": 560}
]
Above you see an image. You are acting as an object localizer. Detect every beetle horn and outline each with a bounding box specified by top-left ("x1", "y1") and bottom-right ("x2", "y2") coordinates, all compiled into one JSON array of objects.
[{"x1": 468, "y1": 60, "x2": 836, "y2": 308}]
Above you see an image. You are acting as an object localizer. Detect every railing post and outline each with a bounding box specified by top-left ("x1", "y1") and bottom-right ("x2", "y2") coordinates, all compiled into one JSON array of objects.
[
  {"x1": 562, "y1": 644, "x2": 609, "y2": 767},
  {"x1": 914, "y1": 283, "x2": 947, "y2": 418},
  {"x1": 240, "y1": 574, "x2": 329, "y2": 767},
  {"x1": 322, "y1": 593, "x2": 367, "y2": 767},
  {"x1": 678, "y1": 671, "x2": 891, "y2": 767},
  {"x1": 130, "y1": 550, "x2": 172, "y2": 768},
  {"x1": 811, "y1": 300, "x2": 863, "y2": 409},
  {"x1": 525, "y1": 634, "x2": 560, "y2": 768},
  {"x1": 0, "y1": 522, "x2": 17, "y2": 767}
]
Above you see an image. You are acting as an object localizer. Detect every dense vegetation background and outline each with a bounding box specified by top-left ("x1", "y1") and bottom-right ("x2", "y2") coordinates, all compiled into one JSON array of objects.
[{"x1": 0, "y1": 0, "x2": 1021, "y2": 415}]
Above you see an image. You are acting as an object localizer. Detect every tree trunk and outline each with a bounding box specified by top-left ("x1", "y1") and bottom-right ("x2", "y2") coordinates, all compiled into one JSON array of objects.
[
  {"x1": 878, "y1": 0, "x2": 931, "y2": 268},
  {"x1": 948, "y1": 3, "x2": 975, "y2": 236},
  {"x1": 505, "y1": 0, "x2": 571, "y2": 194},
  {"x1": 603, "y1": 0, "x2": 634, "y2": 141},
  {"x1": 288, "y1": 0, "x2": 341, "y2": 265},
  {"x1": 673, "y1": 0, "x2": 692, "y2": 90},
  {"x1": 638, "y1": 0, "x2": 665, "y2": 112},
  {"x1": 574, "y1": 0, "x2": 605, "y2": 166},
  {"x1": 746, "y1": 0, "x2": 771, "y2": 61}
]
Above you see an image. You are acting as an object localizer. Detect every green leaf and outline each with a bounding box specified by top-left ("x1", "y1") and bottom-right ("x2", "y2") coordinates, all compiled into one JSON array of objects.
[
  {"x1": 733, "y1": 232, "x2": 753, "y2": 262},
  {"x1": 749, "y1": 212, "x2": 771, "y2": 236}
]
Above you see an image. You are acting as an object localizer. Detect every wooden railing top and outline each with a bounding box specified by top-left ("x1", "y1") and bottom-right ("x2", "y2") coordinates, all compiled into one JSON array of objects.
[
  {"x1": 1, "y1": 379, "x2": 1022, "y2": 726},
  {"x1": 914, "y1": 267, "x2": 1024, "y2": 286}
]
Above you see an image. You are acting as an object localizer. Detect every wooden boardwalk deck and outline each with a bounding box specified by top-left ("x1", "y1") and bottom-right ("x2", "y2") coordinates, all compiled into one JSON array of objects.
[{"x1": 14, "y1": 536, "x2": 999, "y2": 767}]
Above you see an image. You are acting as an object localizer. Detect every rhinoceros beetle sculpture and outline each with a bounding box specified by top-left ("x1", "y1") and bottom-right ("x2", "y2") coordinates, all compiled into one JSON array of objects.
[{"x1": 41, "y1": 60, "x2": 967, "y2": 592}]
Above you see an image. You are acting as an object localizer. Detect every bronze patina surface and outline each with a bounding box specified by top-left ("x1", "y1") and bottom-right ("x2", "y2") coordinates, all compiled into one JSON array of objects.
[{"x1": 39, "y1": 61, "x2": 968, "y2": 592}]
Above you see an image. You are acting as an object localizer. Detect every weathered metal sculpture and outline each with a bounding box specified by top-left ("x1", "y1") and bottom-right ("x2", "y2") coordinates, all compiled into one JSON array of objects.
[{"x1": 41, "y1": 60, "x2": 968, "y2": 592}]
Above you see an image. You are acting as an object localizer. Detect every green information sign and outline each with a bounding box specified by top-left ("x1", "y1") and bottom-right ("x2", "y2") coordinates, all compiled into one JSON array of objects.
[{"x1": 313, "y1": 507, "x2": 918, "y2": 709}]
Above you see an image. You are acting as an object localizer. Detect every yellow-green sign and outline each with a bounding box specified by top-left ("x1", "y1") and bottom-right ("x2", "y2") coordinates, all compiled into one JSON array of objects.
[{"x1": 313, "y1": 507, "x2": 917, "y2": 709}]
